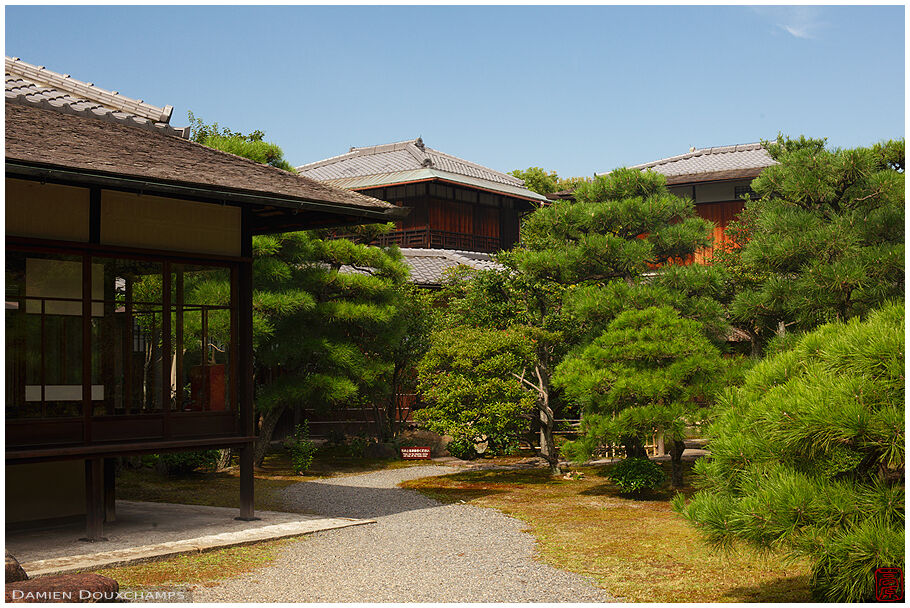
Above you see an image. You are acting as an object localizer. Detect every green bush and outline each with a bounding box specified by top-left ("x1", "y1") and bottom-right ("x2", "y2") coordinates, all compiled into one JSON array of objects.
[
  {"x1": 674, "y1": 303, "x2": 904, "y2": 602},
  {"x1": 345, "y1": 435, "x2": 368, "y2": 458},
  {"x1": 445, "y1": 436, "x2": 478, "y2": 460},
  {"x1": 285, "y1": 422, "x2": 318, "y2": 474},
  {"x1": 608, "y1": 457, "x2": 666, "y2": 495},
  {"x1": 158, "y1": 450, "x2": 220, "y2": 476},
  {"x1": 416, "y1": 326, "x2": 536, "y2": 457}
]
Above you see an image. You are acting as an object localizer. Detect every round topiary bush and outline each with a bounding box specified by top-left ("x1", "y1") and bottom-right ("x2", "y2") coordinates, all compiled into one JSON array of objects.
[{"x1": 608, "y1": 456, "x2": 666, "y2": 495}]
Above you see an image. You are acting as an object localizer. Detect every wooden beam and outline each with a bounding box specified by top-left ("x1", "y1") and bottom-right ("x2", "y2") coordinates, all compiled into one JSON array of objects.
[
  {"x1": 104, "y1": 457, "x2": 116, "y2": 523},
  {"x1": 237, "y1": 208, "x2": 258, "y2": 521},
  {"x1": 82, "y1": 457, "x2": 105, "y2": 542},
  {"x1": 5, "y1": 436, "x2": 256, "y2": 464}
]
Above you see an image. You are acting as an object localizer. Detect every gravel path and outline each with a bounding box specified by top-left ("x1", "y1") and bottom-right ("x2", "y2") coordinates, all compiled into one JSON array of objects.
[{"x1": 192, "y1": 465, "x2": 615, "y2": 602}]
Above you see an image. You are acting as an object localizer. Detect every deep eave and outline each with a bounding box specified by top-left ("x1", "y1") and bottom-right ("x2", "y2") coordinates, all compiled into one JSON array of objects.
[
  {"x1": 6, "y1": 160, "x2": 410, "y2": 234},
  {"x1": 318, "y1": 168, "x2": 549, "y2": 204}
]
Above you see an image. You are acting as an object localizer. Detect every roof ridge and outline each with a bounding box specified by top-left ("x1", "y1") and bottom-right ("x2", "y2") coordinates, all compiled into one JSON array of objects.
[
  {"x1": 4, "y1": 92, "x2": 188, "y2": 138},
  {"x1": 630, "y1": 142, "x2": 765, "y2": 169},
  {"x1": 6, "y1": 56, "x2": 173, "y2": 124},
  {"x1": 296, "y1": 139, "x2": 418, "y2": 172},
  {"x1": 423, "y1": 145, "x2": 525, "y2": 186},
  {"x1": 404, "y1": 139, "x2": 433, "y2": 167}
]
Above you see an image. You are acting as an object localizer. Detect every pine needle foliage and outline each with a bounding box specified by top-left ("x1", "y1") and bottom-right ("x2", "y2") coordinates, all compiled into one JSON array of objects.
[
  {"x1": 187, "y1": 111, "x2": 296, "y2": 172},
  {"x1": 717, "y1": 135, "x2": 904, "y2": 351},
  {"x1": 553, "y1": 306, "x2": 727, "y2": 485},
  {"x1": 420, "y1": 168, "x2": 730, "y2": 472},
  {"x1": 250, "y1": 230, "x2": 413, "y2": 459},
  {"x1": 673, "y1": 303, "x2": 904, "y2": 602}
]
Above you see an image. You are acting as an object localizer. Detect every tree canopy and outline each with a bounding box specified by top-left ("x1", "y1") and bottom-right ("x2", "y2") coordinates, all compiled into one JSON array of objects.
[
  {"x1": 187, "y1": 111, "x2": 297, "y2": 172},
  {"x1": 553, "y1": 306, "x2": 727, "y2": 486},
  {"x1": 509, "y1": 166, "x2": 590, "y2": 195},
  {"x1": 673, "y1": 302, "x2": 904, "y2": 602},
  {"x1": 251, "y1": 230, "x2": 412, "y2": 460},
  {"x1": 718, "y1": 135, "x2": 904, "y2": 351},
  {"x1": 419, "y1": 167, "x2": 725, "y2": 472}
]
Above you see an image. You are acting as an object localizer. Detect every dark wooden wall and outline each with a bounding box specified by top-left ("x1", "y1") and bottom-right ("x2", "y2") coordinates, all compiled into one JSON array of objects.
[{"x1": 357, "y1": 181, "x2": 529, "y2": 252}]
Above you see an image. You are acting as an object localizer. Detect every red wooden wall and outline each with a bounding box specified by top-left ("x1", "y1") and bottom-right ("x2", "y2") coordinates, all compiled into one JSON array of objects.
[{"x1": 692, "y1": 200, "x2": 745, "y2": 264}]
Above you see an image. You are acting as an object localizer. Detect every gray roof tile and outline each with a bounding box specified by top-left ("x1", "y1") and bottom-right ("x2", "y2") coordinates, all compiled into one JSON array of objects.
[
  {"x1": 341, "y1": 247, "x2": 501, "y2": 286},
  {"x1": 298, "y1": 138, "x2": 532, "y2": 194},
  {"x1": 5, "y1": 57, "x2": 189, "y2": 138},
  {"x1": 623, "y1": 142, "x2": 777, "y2": 178},
  {"x1": 399, "y1": 248, "x2": 501, "y2": 285}
]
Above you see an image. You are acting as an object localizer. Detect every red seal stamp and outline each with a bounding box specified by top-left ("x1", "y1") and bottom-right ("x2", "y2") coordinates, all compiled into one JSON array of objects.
[{"x1": 875, "y1": 567, "x2": 904, "y2": 602}]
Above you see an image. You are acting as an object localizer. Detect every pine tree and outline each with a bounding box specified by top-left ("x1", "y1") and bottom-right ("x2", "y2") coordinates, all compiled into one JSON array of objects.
[
  {"x1": 251, "y1": 231, "x2": 411, "y2": 463},
  {"x1": 673, "y1": 302, "x2": 904, "y2": 602},
  {"x1": 418, "y1": 167, "x2": 721, "y2": 473},
  {"x1": 719, "y1": 135, "x2": 904, "y2": 351},
  {"x1": 187, "y1": 113, "x2": 417, "y2": 457},
  {"x1": 553, "y1": 306, "x2": 727, "y2": 486}
]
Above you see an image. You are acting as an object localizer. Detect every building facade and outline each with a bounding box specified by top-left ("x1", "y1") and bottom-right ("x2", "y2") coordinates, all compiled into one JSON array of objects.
[
  {"x1": 5, "y1": 57, "x2": 402, "y2": 538},
  {"x1": 298, "y1": 138, "x2": 548, "y2": 255}
]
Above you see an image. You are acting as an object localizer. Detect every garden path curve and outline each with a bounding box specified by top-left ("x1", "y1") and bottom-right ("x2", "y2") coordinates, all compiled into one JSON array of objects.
[{"x1": 192, "y1": 464, "x2": 616, "y2": 602}]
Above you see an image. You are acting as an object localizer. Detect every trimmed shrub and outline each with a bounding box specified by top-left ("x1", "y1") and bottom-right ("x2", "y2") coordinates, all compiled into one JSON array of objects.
[
  {"x1": 158, "y1": 450, "x2": 220, "y2": 476},
  {"x1": 608, "y1": 457, "x2": 666, "y2": 495},
  {"x1": 445, "y1": 436, "x2": 478, "y2": 460}
]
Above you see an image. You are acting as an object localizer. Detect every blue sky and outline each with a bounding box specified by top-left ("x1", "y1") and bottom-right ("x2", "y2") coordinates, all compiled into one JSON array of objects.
[{"x1": 5, "y1": 5, "x2": 905, "y2": 178}]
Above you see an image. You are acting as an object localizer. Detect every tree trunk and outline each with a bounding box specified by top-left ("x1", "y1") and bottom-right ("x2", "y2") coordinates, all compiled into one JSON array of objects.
[
  {"x1": 534, "y1": 363, "x2": 560, "y2": 475},
  {"x1": 254, "y1": 407, "x2": 284, "y2": 466},
  {"x1": 372, "y1": 402, "x2": 388, "y2": 443},
  {"x1": 622, "y1": 436, "x2": 648, "y2": 459},
  {"x1": 215, "y1": 448, "x2": 232, "y2": 471},
  {"x1": 670, "y1": 439, "x2": 686, "y2": 488}
]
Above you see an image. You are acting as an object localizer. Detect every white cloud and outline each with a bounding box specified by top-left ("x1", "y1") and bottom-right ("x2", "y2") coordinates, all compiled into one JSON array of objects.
[{"x1": 751, "y1": 6, "x2": 826, "y2": 40}]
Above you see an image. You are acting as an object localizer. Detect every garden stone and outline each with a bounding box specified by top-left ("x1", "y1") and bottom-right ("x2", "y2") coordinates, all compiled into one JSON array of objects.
[
  {"x1": 6, "y1": 550, "x2": 27, "y2": 583},
  {"x1": 5, "y1": 573, "x2": 119, "y2": 603},
  {"x1": 364, "y1": 442, "x2": 397, "y2": 459}
]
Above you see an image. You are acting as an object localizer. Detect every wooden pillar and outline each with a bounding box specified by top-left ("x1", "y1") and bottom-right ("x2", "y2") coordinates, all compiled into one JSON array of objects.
[
  {"x1": 104, "y1": 458, "x2": 116, "y2": 523},
  {"x1": 81, "y1": 458, "x2": 105, "y2": 541},
  {"x1": 236, "y1": 209, "x2": 258, "y2": 521}
]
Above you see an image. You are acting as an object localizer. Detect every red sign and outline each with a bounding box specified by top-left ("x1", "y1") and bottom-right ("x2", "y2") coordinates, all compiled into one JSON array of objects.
[
  {"x1": 876, "y1": 568, "x2": 904, "y2": 602},
  {"x1": 401, "y1": 447, "x2": 431, "y2": 459}
]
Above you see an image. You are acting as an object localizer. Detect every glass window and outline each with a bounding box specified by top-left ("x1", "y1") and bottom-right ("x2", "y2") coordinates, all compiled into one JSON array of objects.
[
  {"x1": 6, "y1": 251, "x2": 85, "y2": 419},
  {"x1": 91, "y1": 257, "x2": 164, "y2": 416},
  {"x1": 6, "y1": 249, "x2": 237, "y2": 422},
  {"x1": 170, "y1": 264, "x2": 234, "y2": 413}
]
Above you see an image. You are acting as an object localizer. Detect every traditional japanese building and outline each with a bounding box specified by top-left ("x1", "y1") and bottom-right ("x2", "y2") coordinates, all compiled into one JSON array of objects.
[
  {"x1": 550, "y1": 143, "x2": 778, "y2": 263},
  {"x1": 5, "y1": 57, "x2": 403, "y2": 539},
  {"x1": 622, "y1": 143, "x2": 777, "y2": 262},
  {"x1": 297, "y1": 138, "x2": 548, "y2": 254}
]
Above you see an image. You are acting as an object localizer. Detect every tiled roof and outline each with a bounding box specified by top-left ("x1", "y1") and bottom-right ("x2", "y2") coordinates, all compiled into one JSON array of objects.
[
  {"x1": 7, "y1": 103, "x2": 399, "y2": 218},
  {"x1": 5, "y1": 56, "x2": 189, "y2": 138},
  {"x1": 622, "y1": 143, "x2": 777, "y2": 184},
  {"x1": 399, "y1": 248, "x2": 501, "y2": 286},
  {"x1": 298, "y1": 138, "x2": 547, "y2": 201}
]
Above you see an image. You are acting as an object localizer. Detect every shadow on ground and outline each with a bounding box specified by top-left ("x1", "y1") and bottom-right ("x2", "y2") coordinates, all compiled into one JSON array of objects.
[{"x1": 724, "y1": 574, "x2": 814, "y2": 602}]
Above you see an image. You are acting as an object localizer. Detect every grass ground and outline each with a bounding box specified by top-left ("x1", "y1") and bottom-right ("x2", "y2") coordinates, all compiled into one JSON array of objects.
[
  {"x1": 401, "y1": 459, "x2": 813, "y2": 603},
  {"x1": 96, "y1": 539, "x2": 294, "y2": 589}
]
